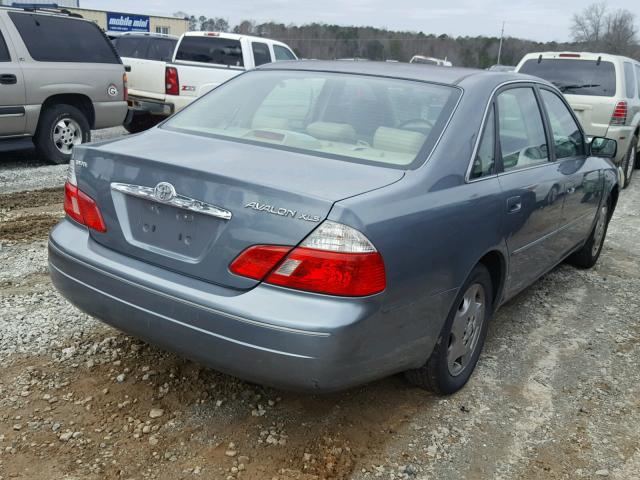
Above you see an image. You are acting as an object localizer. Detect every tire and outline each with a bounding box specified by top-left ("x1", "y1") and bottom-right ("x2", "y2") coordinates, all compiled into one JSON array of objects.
[
  {"x1": 567, "y1": 196, "x2": 611, "y2": 269},
  {"x1": 635, "y1": 143, "x2": 640, "y2": 170},
  {"x1": 404, "y1": 264, "x2": 493, "y2": 395},
  {"x1": 124, "y1": 113, "x2": 158, "y2": 134},
  {"x1": 34, "y1": 104, "x2": 90, "y2": 165},
  {"x1": 621, "y1": 136, "x2": 636, "y2": 189}
]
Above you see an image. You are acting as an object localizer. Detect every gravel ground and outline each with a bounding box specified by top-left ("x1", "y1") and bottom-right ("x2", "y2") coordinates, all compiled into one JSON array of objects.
[
  {"x1": 0, "y1": 133, "x2": 638, "y2": 480},
  {"x1": 0, "y1": 127, "x2": 125, "y2": 194}
]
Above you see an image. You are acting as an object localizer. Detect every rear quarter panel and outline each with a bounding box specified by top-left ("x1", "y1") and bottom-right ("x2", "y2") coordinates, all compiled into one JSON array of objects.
[
  {"x1": 328, "y1": 77, "x2": 508, "y2": 362},
  {"x1": 122, "y1": 56, "x2": 167, "y2": 100}
]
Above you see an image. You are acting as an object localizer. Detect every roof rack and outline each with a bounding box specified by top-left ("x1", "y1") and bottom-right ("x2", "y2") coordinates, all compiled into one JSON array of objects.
[{"x1": 0, "y1": 4, "x2": 83, "y2": 18}]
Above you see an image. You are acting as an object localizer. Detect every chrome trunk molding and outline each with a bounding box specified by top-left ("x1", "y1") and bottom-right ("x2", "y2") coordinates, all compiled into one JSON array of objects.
[{"x1": 111, "y1": 182, "x2": 233, "y2": 220}]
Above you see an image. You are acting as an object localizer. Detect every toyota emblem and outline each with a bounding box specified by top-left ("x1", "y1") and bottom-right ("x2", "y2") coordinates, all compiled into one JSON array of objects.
[{"x1": 153, "y1": 182, "x2": 176, "y2": 202}]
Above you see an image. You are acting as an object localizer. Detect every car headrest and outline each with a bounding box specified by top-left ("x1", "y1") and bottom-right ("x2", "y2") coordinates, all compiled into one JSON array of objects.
[
  {"x1": 306, "y1": 122, "x2": 357, "y2": 143},
  {"x1": 373, "y1": 127, "x2": 427, "y2": 154}
]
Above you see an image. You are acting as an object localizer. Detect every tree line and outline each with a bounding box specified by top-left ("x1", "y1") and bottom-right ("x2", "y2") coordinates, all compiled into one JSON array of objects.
[{"x1": 173, "y1": 3, "x2": 638, "y2": 68}]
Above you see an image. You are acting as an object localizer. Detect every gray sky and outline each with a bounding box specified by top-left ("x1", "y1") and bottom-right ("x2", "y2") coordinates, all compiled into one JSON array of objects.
[{"x1": 83, "y1": 0, "x2": 638, "y2": 42}]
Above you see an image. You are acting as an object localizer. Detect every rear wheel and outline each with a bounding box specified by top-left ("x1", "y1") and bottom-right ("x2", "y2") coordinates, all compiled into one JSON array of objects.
[
  {"x1": 405, "y1": 264, "x2": 493, "y2": 394},
  {"x1": 567, "y1": 197, "x2": 610, "y2": 269},
  {"x1": 34, "y1": 104, "x2": 90, "y2": 165},
  {"x1": 622, "y1": 136, "x2": 636, "y2": 188}
]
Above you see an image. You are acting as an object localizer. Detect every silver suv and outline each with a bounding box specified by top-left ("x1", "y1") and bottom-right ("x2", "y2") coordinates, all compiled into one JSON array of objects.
[
  {"x1": 0, "y1": 7, "x2": 128, "y2": 164},
  {"x1": 516, "y1": 51, "x2": 640, "y2": 188}
]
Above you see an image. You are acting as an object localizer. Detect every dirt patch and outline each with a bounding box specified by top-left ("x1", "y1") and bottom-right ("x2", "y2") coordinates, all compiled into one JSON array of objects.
[
  {"x1": 0, "y1": 187, "x2": 64, "y2": 212},
  {"x1": 0, "y1": 333, "x2": 424, "y2": 480},
  {"x1": 0, "y1": 213, "x2": 62, "y2": 242}
]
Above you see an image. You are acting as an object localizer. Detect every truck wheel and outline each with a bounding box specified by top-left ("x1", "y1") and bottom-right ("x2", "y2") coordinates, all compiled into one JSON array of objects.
[
  {"x1": 124, "y1": 114, "x2": 157, "y2": 134},
  {"x1": 404, "y1": 264, "x2": 493, "y2": 394},
  {"x1": 34, "y1": 104, "x2": 90, "y2": 165},
  {"x1": 622, "y1": 136, "x2": 636, "y2": 188},
  {"x1": 567, "y1": 196, "x2": 610, "y2": 269}
]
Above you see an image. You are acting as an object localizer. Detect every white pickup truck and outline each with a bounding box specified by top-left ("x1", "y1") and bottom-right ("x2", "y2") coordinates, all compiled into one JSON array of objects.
[{"x1": 121, "y1": 31, "x2": 297, "y2": 132}]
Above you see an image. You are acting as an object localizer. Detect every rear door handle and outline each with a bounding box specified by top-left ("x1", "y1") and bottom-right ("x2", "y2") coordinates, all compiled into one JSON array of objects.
[
  {"x1": 507, "y1": 196, "x2": 522, "y2": 214},
  {"x1": 0, "y1": 74, "x2": 17, "y2": 85}
]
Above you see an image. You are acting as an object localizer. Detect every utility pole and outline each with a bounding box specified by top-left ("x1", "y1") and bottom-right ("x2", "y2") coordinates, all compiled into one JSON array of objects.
[{"x1": 497, "y1": 21, "x2": 505, "y2": 65}]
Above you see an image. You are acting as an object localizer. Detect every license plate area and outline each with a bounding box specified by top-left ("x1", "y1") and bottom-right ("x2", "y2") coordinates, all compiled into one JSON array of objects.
[{"x1": 125, "y1": 195, "x2": 222, "y2": 260}]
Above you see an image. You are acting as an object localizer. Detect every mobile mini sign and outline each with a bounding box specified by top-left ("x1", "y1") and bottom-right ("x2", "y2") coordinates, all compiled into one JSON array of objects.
[{"x1": 106, "y1": 12, "x2": 150, "y2": 32}]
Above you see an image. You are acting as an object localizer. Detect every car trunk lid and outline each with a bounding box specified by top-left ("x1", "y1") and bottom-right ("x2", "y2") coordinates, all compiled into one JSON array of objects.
[{"x1": 74, "y1": 128, "x2": 404, "y2": 290}]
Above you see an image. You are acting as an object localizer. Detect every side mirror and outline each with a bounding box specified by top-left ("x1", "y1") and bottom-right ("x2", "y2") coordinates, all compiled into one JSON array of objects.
[{"x1": 589, "y1": 137, "x2": 617, "y2": 158}]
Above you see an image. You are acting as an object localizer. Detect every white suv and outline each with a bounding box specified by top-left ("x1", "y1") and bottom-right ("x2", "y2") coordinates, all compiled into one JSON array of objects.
[{"x1": 516, "y1": 52, "x2": 640, "y2": 188}]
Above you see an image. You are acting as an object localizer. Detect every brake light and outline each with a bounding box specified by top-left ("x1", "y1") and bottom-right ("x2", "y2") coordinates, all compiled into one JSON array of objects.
[
  {"x1": 123, "y1": 72, "x2": 128, "y2": 101},
  {"x1": 64, "y1": 181, "x2": 106, "y2": 233},
  {"x1": 229, "y1": 221, "x2": 386, "y2": 296},
  {"x1": 611, "y1": 101, "x2": 627, "y2": 126},
  {"x1": 559, "y1": 53, "x2": 581, "y2": 58},
  {"x1": 165, "y1": 66, "x2": 179, "y2": 95},
  {"x1": 229, "y1": 245, "x2": 291, "y2": 280}
]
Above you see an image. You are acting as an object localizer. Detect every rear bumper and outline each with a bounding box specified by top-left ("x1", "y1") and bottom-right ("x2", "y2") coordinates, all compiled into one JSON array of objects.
[
  {"x1": 127, "y1": 95, "x2": 174, "y2": 117},
  {"x1": 165, "y1": 94, "x2": 194, "y2": 113},
  {"x1": 48, "y1": 220, "x2": 452, "y2": 392}
]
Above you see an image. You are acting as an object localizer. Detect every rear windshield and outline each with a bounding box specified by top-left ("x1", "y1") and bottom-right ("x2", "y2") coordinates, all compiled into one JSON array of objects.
[
  {"x1": 9, "y1": 12, "x2": 120, "y2": 64},
  {"x1": 519, "y1": 59, "x2": 616, "y2": 97},
  {"x1": 164, "y1": 70, "x2": 460, "y2": 168},
  {"x1": 175, "y1": 36, "x2": 243, "y2": 67}
]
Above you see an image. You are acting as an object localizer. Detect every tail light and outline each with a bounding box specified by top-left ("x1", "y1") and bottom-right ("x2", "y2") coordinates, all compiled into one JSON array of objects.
[
  {"x1": 63, "y1": 160, "x2": 106, "y2": 233},
  {"x1": 230, "y1": 221, "x2": 386, "y2": 296},
  {"x1": 610, "y1": 101, "x2": 627, "y2": 126},
  {"x1": 122, "y1": 72, "x2": 128, "y2": 101},
  {"x1": 165, "y1": 66, "x2": 179, "y2": 95}
]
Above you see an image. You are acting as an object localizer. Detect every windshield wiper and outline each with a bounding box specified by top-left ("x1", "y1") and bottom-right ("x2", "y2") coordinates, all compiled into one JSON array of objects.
[{"x1": 552, "y1": 82, "x2": 601, "y2": 92}]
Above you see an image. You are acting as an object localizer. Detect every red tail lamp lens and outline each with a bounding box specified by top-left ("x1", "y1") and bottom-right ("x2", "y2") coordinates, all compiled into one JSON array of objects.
[
  {"x1": 229, "y1": 245, "x2": 291, "y2": 280},
  {"x1": 64, "y1": 182, "x2": 106, "y2": 233}
]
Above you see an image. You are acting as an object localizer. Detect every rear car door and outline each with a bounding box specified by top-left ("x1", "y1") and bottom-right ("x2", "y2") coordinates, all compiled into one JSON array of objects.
[
  {"x1": 538, "y1": 87, "x2": 602, "y2": 256},
  {"x1": 495, "y1": 85, "x2": 565, "y2": 296},
  {"x1": 0, "y1": 23, "x2": 26, "y2": 136}
]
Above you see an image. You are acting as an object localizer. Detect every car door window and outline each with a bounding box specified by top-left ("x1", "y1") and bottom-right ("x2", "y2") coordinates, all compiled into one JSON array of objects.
[
  {"x1": 0, "y1": 31, "x2": 10, "y2": 62},
  {"x1": 635, "y1": 64, "x2": 640, "y2": 99},
  {"x1": 273, "y1": 45, "x2": 296, "y2": 61},
  {"x1": 470, "y1": 105, "x2": 495, "y2": 179},
  {"x1": 251, "y1": 42, "x2": 271, "y2": 66},
  {"x1": 497, "y1": 88, "x2": 549, "y2": 172},
  {"x1": 540, "y1": 89, "x2": 585, "y2": 159}
]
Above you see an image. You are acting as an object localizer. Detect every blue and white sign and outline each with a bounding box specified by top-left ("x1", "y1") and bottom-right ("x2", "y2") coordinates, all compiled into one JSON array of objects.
[{"x1": 106, "y1": 12, "x2": 150, "y2": 32}]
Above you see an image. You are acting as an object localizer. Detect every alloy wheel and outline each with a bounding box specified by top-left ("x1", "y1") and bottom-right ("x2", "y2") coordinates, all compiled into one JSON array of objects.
[
  {"x1": 447, "y1": 283, "x2": 486, "y2": 377},
  {"x1": 592, "y1": 203, "x2": 608, "y2": 257},
  {"x1": 52, "y1": 118, "x2": 83, "y2": 155}
]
